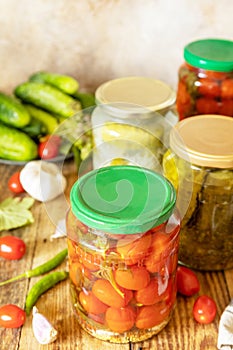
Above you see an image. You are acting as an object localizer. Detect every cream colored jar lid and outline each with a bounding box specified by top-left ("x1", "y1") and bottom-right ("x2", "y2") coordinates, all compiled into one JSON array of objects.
[
  {"x1": 170, "y1": 115, "x2": 233, "y2": 168},
  {"x1": 95, "y1": 76, "x2": 176, "y2": 111}
]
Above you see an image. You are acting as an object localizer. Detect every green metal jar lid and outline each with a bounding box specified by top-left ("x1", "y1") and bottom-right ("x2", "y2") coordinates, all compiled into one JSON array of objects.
[
  {"x1": 184, "y1": 38, "x2": 233, "y2": 72},
  {"x1": 70, "y1": 165, "x2": 176, "y2": 234}
]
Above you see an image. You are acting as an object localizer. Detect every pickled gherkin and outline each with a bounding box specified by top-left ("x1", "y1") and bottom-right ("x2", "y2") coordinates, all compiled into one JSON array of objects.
[{"x1": 101, "y1": 122, "x2": 163, "y2": 154}]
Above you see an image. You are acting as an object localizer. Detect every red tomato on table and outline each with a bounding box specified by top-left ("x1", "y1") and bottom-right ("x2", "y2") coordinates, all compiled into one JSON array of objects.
[
  {"x1": 193, "y1": 295, "x2": 217, "y2": 324},
  {"x1": 177, "y1": 265, "x2": 200, "y2": 296},
  {"x1": 8, "y1": 172, "x2": 25, "y2": 193},
  {"x1": 0, "y1": 235, "x2": 26, "y2": 260},
  {"x1": 0, "y1": 304, "x2": 26, "y2": 328}
]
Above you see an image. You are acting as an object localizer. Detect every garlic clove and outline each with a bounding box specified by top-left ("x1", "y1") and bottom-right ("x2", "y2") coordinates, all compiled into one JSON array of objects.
[
  {"x1": 32, "y1": 306, "x2": 58, "y2": 345},
  {"x1": 20, "y1": 160, "x2": 67, "y2": 202}
]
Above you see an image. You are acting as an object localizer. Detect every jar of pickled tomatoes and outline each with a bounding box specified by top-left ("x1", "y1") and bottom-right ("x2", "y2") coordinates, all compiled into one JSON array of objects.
[
  {"x1": 67, "y1": 165, "x2": 180, "y2": 343},
  {"x1": 176, "y1": 38, "x2": 233, "y2": 119}
]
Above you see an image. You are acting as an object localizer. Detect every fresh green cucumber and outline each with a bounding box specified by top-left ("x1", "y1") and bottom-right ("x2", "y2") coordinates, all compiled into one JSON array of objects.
[
  {"x1": 0, "y1": 122, "x2": 38, "y2": 161},
  {"x1": 0, "y1": 92, "x2": 30, "y2": 128},
  {"x1": 29, "y1": 71, "x2": 79, "y2": 95},
  {"x1": 73, "y1": 91, "x2": 96, "y2": 109},
  {"x1": 24, "y1": 104, "x2": 58, "y2": 134},
  {"x1": 14, "y1": 82, "x2": 81, "y2": 117}
]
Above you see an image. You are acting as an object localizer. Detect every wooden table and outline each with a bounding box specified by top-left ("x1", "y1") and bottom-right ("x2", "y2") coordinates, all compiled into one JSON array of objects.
[{"x1": 0, "y1": 160, "x2": 232, "y2": 350}]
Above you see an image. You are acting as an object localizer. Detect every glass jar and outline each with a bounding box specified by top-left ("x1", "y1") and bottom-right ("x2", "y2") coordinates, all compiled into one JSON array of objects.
[
  {"x1": 163, "y1": 115, "x2": 233, "y2": 270},
  {"x1": 92, "y1": 76, "x2": 177, "y2": 171},
  {"x1": 67, "y1": 165, "x2": 180, "y2": 343},
  {"x1": 176, "y1": 38, "x2": 233, "y2": 120}
]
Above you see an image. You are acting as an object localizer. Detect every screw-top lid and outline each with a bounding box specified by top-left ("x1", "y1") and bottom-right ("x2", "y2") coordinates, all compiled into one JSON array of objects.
[
  {"x1": 70, "y1": 165, "x2": 176, "y2": 234},
  {"x1": 95, "y1": 76, "x2": 176, "y2": 111},
  {"x1": 184, "y1": 38, "x2": 233, "y2": 72},
  {"x1": 170, "y1": 115, "x2": 233, "y2": 168}
]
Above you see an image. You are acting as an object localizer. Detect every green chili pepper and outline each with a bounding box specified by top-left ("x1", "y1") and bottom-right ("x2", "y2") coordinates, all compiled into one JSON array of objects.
[
  {"x1": 25, "y1": 270, "x2": 68, "y2": 315},
  {"x1": 0, "y1": 248, "x2": 68, "y2": 287}
]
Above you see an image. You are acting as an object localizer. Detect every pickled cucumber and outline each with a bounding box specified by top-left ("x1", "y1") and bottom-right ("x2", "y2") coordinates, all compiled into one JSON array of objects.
[{"x1": 101, "y1": 122, "x2": 163, "y2": 152}]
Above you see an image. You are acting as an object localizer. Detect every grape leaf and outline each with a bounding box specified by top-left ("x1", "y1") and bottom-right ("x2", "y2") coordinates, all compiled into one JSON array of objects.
[{"x1": 0, "y1": 197, "x2": 35, "y2": 231}]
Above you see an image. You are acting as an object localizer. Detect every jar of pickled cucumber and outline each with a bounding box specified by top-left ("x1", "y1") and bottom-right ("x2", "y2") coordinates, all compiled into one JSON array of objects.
[
  {"x1": 92, "y1": 76, "x2": 177, "y2": 170},
  {"x1": 67, "y1": 165, "x2": 180, "y2": 343},
  {"x1": 163, "y1": 115, "x2": 233, "y2": 271},
  {"x1": 176, "y1": 38, "x2": 233, "y2": 119}
]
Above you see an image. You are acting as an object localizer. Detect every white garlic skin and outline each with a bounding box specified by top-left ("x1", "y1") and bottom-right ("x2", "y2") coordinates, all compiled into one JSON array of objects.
[
  {"x1": 20, "y1": 160, "x2": 67, "y2": 202},
  {"x1": 32, "y1": 306, "x2": 58, "y2": 345}
]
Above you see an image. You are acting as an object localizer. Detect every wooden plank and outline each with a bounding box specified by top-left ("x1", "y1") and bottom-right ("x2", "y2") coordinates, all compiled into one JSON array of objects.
[{"x1": 0, "y1": 162, "x2": 232, "y2": 350}]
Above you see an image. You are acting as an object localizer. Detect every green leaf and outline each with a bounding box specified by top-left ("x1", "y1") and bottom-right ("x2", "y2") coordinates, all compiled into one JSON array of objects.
[{"x1": 0, "y1": 197, "x2": 35, "y2": 231}]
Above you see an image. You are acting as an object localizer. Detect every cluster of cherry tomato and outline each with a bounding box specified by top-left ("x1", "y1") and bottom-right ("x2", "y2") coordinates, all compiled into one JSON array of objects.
[
  {"x1": 1, "y1": 173, "x2": 28, "y2": 327},
  {"x1": 68, "y1": 215, "x2": 181, "y2": 339},
  {"x1": 177, "y1": 63, "x2": 233, "y2": 119},
  {"x1": 0, "y1": 236, "x2": 27, "y2": 328},
  {"x1": 177, "y1": 266, "x2": 217, "y2": 324}
]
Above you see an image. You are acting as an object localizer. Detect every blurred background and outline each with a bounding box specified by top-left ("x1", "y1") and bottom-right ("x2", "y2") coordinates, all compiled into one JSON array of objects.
[{"x1": 0, "y1": 0, "x2": 232, "y2": 93}]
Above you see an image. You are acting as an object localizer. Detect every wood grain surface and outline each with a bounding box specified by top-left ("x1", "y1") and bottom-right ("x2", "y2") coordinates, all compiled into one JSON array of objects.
[{"x1": 0, "y1": 160, "x2": 232, "y2": 350}]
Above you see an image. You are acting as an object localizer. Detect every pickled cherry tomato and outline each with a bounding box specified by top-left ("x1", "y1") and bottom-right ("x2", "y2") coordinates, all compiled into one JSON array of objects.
[
  {"x1": 219, "y1": 99, "x2": 233, "y2": 116},
  {"x1": 69, "y1": 261, "x2": 91, "y2": 286},
  {"x1": 92, "y1": 279, "x2": 133, "y2": 308},
  {"x1": 196, "y1": 97, "x2": 219, "y2": 114},
  {"x1": 77, "y1": 246, "x2": 102, "y2": 271},
  {"x1": 221, "y1": 79, "x2": 233, "y2": 99},
  {"x1": 135, "y1": 277, "x2": 167, "y2": 305},
  {"x1": 136, "y1": 303, "x2": 170, "y2": 329},
  {"x1": 115, "y1": 266, "x2": 150, "y2": 291},
  {"x1": 67, "y1": 239, "x2": 78, "y2": 260},
  {"x1": 116, "y1": 232, "x2": 151, "y2": 265},
  {"x1": 144, "y1": 232, "x2": 170, "y2": 273},
  {"x1": 197, "y1": 78, "x2": 221, "y2": 98},
  {"x1": 0, "y1": 304, "x2": 26, "y2": 328},
  {"x1": 79, "y1": 290, "x2": 108, "y2": 315},
  {"x1": 193, "y1": 295, "x2": 217, "y2": 324},
  {"x1": 105, "y1": 305, "x2": 136, "y2": 333}
]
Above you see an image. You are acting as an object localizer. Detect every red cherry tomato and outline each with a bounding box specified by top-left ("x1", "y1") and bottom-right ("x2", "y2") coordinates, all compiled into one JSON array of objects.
[
  {"x1": 8, "y1": 172, "x2": 25, "y2": 194},
  {"x1": 0, "y1": 235, "x2": 26, "y2": 260},
  {"x1": 177, "y1": 266, "x2": 200, "y2": 296},
  {"x1": 193, "y1": 295, "x2": 217, "y2": 324},
  {"x1": 38, "y1": 135, "x2": 61, "y2": 159},
  {"x1": 0, "y1": 304, "x2": 26, "y2": 328}
]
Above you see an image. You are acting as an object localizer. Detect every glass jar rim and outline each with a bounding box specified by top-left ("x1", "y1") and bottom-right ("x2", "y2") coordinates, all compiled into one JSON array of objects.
[{"x1": 70, "y1": 165, "x2": 176, "y2": 234}]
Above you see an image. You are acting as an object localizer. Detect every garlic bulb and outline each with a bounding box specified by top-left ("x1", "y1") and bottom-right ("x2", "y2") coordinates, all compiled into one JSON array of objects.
[
  {"x1": 20, "y1": 160, "x2": 67, "y2": 202},
  {"x1": 32, "y1": 306, "x2": 58, "y2": 345}
]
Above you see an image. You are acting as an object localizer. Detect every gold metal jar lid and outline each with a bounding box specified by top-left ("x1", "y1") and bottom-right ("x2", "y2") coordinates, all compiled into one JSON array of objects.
[
  {"x1": 170, "y1": 115, "x2": 233, "y2": 168},
  {"x1": 95, "y1": 76, "x2": 176, "y2": 111}
]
